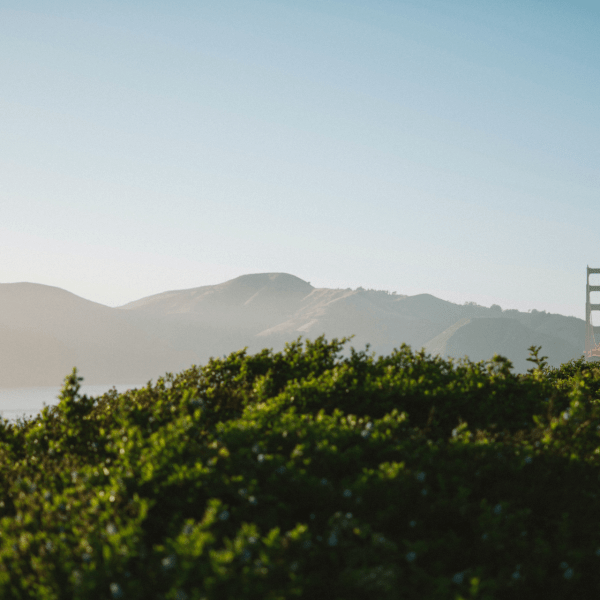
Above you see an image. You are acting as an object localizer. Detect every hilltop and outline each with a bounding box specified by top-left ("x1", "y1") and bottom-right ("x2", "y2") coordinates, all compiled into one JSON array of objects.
[{"x1": 119, "y1": 273, "x2": 583, "y2": 373}]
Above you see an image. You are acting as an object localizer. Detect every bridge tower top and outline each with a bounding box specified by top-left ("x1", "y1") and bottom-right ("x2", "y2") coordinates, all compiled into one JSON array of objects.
[{"x1": 586, "y1": 266, "x2": 600, "y2": 360}]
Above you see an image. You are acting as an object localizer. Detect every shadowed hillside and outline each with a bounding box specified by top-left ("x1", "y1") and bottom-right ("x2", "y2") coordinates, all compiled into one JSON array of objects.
[{"x1": 0, "y1": 283, "x2": 197, "y2": 387}]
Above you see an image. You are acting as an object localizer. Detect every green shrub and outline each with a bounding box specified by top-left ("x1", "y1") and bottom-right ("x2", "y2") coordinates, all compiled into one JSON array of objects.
[{"x1": 0, "y1": 337, "x2": 599, "y2": 599}]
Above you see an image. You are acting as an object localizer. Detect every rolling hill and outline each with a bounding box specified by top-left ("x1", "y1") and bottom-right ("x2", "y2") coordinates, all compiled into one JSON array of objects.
[
  {"x1": 0, "y1": 273, "x2": 587, "y2": 387},
  {"x1": 0, "y1": 283, "x2": 196, "y2": 387}
]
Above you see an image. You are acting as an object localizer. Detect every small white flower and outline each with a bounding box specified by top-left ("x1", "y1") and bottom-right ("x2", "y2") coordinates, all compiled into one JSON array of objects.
[
  {"x1": 452, "y1": 572, "x2": 464, "y2": 584},
  {"x1": 416, "y1": 472, "x2": 426, "y2": 482},
  {"x1": 406, "y1": 551, "x2": 416, "y2": 562},
  {"x1": 219, "y1": 510, "x2": 229, "y2": 521},
  {"x1": 524, "y1": 456, "x2": 532, "y2": 464},
  {"x1": 564, "y1": 567, "x2": 574, "y2": 580},
  {"x1": 343, "y1": 489, "x2": 352, "y2": 498},
  {"x1": 328, "y1": 533, "x2": 338, "y2": 546},
  {"x1": 493, "y1": 503, "x2": 502, "y2": 515},
  {"x1": 109, "y1": 583, "x2": 123, "y2": 599}
]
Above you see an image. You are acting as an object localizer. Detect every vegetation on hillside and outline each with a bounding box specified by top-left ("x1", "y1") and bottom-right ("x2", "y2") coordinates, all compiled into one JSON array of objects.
[{"x1": 1, "y1": 338, "x2": 600, "y2": 599}]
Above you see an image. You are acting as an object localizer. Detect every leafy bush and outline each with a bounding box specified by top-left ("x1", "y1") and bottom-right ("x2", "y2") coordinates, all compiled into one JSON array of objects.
[{"x1": 1, "y1": 337, "x2": 600, "y2": 599}]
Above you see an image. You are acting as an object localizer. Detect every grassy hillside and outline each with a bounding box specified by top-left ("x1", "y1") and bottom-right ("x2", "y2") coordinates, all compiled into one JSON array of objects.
[
  {"x1": 424, "y1": 317, "x2": 581, "y2": 373},
  {"x1": 1, "y1": 338, "x2": 600, "y2": 599},
  {"x1": 119, "y1": 273, "x2": 586, "y2": 372}
]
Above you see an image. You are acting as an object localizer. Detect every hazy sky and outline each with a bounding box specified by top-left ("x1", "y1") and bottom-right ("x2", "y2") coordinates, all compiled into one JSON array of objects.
[{"x1": 1, "y1": 1, "x2": 598, "y2": 317}]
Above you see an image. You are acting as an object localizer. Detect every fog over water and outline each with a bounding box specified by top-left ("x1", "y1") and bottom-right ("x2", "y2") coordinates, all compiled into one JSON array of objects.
[{"x1": 0, "y1": 384, "x2": 142, "y2": 421}]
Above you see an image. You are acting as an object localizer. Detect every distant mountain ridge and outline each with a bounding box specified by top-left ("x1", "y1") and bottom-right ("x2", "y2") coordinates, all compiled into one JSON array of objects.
[{"x1": 0, "y1": 273, "x2": 586, "y2": 387}]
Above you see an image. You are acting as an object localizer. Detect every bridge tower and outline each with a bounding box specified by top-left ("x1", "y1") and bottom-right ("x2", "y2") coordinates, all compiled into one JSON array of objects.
[{"x1": 585, "y1": 266, "x2": 600, "y2": 360}]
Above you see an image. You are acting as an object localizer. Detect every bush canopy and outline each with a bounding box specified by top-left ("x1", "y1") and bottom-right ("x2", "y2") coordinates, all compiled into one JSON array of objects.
[{"x1": 1, "y1": 337, "x2": 600, "y2": 599}]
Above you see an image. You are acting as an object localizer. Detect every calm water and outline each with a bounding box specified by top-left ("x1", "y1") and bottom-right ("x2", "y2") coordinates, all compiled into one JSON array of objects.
[{"x1": 0, "y1": 384, "x2": 143, "y2": 421}]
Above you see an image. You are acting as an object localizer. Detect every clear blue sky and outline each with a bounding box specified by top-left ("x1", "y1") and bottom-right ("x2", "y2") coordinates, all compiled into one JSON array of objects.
[{"x1": 1, "y1": 0, "x2": 598, "y2": 317}]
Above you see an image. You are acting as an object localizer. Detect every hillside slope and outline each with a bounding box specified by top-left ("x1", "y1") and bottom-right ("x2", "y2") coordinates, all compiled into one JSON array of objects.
[
  {"x1": 0, "y1": 283, "x2": 197, "y2": 387},
  {"x1": 424, "y1": 317, "x2": 581, "y2": 372},
  {"x1": 0, "y1": 273, "x2": 587, "y2": 386},
  {"x1": 121, "y1": 273, "x2": 585, "y2": 371}
]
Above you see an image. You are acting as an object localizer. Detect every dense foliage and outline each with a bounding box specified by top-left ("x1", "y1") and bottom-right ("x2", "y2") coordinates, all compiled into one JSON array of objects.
[{"x1": 1, "y1": 337, "x2": 600, "y2": 599}]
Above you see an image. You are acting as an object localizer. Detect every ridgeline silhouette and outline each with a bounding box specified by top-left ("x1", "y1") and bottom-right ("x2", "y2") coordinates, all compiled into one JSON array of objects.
[{"x1": 0, "y1": 273, "x2": 584, "y2": 387}]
